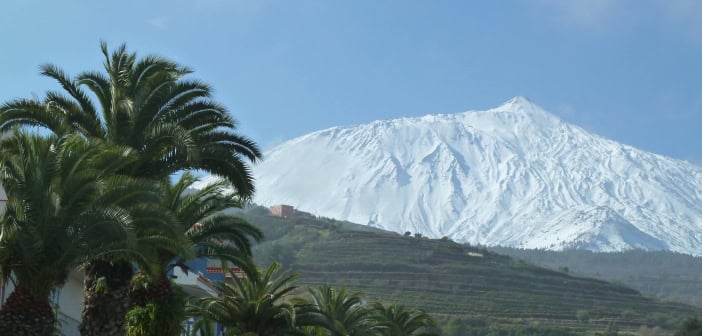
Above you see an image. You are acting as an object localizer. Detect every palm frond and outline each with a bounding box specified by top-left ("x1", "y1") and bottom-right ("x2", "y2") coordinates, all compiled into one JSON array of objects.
[
  {"x1": 76, "y1": 70, "x2": 112, "y2": 127},
  {"x1": 187, "y1": 261, "x2": 302, "y2": 335},
  {"x1": 298, "y1": 284, "x2": 381, "y2": 336},
  {"x1": 0, "y1": 131, "x2": 152, "y2": 298},
  {"x1": 0, "y1": 99, "x2": 69, "y2": 134},
  {"x1": 39, "y1": 64, "x2": 103, "y2": 138}
]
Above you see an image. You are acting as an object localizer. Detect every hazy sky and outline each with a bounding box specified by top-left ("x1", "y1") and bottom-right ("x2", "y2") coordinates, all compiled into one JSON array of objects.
[{"x1": 1, "y1": 0, "x2": 701, "y2": 163}]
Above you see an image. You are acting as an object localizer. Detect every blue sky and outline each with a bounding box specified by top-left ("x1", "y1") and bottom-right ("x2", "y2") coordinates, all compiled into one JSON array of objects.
[{"x1": 1, "y1": 0, "x2": 701, "y2": 162}]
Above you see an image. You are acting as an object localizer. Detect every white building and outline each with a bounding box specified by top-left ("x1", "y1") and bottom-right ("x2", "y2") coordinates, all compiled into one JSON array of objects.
[
  {"x1": 0, "y1": 187, "x2": 218, "y2": 335},
  {"x1": 0, "y1": 267, "x2": 217, "y2": 335}
]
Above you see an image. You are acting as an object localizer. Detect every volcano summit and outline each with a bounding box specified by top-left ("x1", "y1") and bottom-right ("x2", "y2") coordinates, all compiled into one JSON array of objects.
[{"x1": 224, "y1": 97, "x2": 702, "y2": 254}]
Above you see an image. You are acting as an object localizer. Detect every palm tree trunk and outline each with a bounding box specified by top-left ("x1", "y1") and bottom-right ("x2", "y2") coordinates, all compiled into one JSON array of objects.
[
  {"x1": 130, "y1": 273, "x2": 172, "y2": 307},
  {"x1": 128, "y1": 273, "x2": 182, "y2": 336},
  {"x1": 0, "y1": 286, "x2": 55, "y2": 335},
  {"x1": 79, "y1": 260, "x2": 134, "y2": 336}
]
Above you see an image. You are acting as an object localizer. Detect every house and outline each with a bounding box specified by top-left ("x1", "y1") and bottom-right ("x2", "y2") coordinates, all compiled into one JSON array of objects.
[
  {"x1": 269, "y1": 204, "x2": 295, "y2": 218},
  {"x1": 0, "y1": 272, "x2": 83, "y2": 336},
  {"x1": 0, "y1": 261, "x2": 219, "y2": 336},
  {"x1": 0, "y1": 189, "x2": 222, "y2": 335}
]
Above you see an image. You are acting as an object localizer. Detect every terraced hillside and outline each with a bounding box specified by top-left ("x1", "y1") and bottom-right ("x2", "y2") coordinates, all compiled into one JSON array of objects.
[
  {"x1": 239, "y1": 206, "x2": 700, "y2": 335},
  {"x1": 491, "y1": 247, "x2": 702, "y2": 308}
]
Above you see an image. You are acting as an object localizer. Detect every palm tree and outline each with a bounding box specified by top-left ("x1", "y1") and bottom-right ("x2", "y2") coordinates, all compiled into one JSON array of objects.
[
  {"x1": 128, "y1": 173, "x2": 263, "y2": 334},
  {"x1": 187, "y1": 261, "x2": 301, "y2": 336},
  {"x1": 297, "y1": 285, "x2": 381, "y2": 336},
  {"x1": 0, "y1": 43, "x2": 262, "y2": 335},
  {"x1": 371, "y1": 303, "x2": 438, "y2": 336},
  {"x1": 0, "y1": 43, "x2": 261, "y2": 195},
  {"x1": 299, "y1": 326, "x2": 327, "y2": 336},
  {"x1": 160, "y1": 172, "x2": 263, "y2": 278},
  {"x1": 0, "y1": 131, "x2": 159, "y2": 335}
]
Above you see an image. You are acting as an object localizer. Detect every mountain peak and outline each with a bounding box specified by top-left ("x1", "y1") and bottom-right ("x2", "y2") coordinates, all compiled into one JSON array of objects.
[
  {"x1": 493, "y1": 96, "x2": 554, "y2": 116},
  {"x1": 504, "y1": 96, "x2": 534, "y2": 106},
  {"x1": 243, "y1": 98, "x2": 702, "y2": 255},
  {"x1": 496, "y1": 96, "x2": 539, "y2": 110}
]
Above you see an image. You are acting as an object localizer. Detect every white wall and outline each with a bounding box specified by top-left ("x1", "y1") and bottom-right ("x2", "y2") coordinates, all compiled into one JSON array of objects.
[
  {"x1": 56, "y1": 272, "x2": 84, "y2": 336},
  {"x1": 0, "y1": 273, "x2": 84, "y2": 336}
]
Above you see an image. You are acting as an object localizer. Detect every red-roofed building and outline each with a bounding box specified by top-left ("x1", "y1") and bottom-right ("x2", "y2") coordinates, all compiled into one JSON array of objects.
[{"x1": 270, "y1": 204, "x2": 295, "y2": 218}]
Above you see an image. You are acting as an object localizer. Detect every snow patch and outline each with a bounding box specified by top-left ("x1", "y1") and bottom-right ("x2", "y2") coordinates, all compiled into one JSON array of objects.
[{"x1": 208, "y1": 97, "x2": 702, "y2": 255}]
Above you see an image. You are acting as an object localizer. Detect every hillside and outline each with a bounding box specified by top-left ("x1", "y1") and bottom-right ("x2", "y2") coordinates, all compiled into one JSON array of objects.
[
  {"x1": 240, "y1": 207, "x2": 700, "y2": 335},
  {"x1": 491, "y1": 247, "x2": 702, "y2": 308},
  {"x1": 218, "y1": 97, "x2": 702, "y2": 254}
]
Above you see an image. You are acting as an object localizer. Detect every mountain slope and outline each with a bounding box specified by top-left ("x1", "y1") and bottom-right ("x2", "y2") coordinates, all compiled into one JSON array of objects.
[
  {"x1": 490, "y1": 246, "x2": 702, "y2": 308},
  {"x1": 241, "y1": 207, "x2": 700, "y2": 334},
  {"x1": 232, "y1": 97, "x2": 702, "y2": 254}
]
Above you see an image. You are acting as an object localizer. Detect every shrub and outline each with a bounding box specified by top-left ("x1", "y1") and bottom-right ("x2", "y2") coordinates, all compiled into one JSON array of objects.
[{"x1": 576, "y1": 310, "x2": 590, "y2": 324}]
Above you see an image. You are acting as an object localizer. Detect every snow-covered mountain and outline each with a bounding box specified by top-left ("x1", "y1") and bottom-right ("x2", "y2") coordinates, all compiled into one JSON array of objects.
[{"x1": 224, "y1": 97, "x2": 702, "y2": 254}]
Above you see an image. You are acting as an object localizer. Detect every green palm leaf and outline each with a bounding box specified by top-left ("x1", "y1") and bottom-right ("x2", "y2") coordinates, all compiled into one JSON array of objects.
[
  {"x1": 188, "y1": 261, "x2": 302, "y2": 336},
  {"x1": 297, "y1": 284, "x2": 382, "y2": 336}
]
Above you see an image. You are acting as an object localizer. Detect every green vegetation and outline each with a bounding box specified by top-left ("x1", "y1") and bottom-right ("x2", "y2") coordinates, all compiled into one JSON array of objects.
[
  {"x1": 0, "y1": 44, "x2": 262, "y2": 335},
  {"x1": 297, "y1": 284, "x2": 382, "y2": 336},
  {"x1": 0, "y1": 44, "x2": 436, "y2": 336},
  {"x1": 126, "y1": 286, "x2": 187, "y2": 336},
  {"x1": 491, "y1": 247, "x2": 702, "y2": 308},
  {"x1": 0, "y1": 132, "x2": 155, "y2": 334},
  {"x1": 187, "y1": 262, "x2": 301, "y2": 335},
  {"x1": 187, "y1": 263, "x2": 439, "y2": 336},
  {"x1": 127, "y1": 173, "x2": 263, "y2": 333},
  {"x1": 372, "y1": 302, "x2": 439, "y2": 336},
  {"x1": 0, "y1": 43, "x2": 698, "y2": 336},
  {"x1": 675, "y1": 317, "x2": 702, "y2": 336},
  {"x1": 240, "y1": 206, "x2": 702, "y2": 335}
]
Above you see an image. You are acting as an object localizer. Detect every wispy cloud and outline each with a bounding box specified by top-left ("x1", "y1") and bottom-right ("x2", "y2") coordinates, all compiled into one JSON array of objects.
[
  {"x1": 536, "y1": 0, "x2": 702, "y2": 39},
  {"x1": 263, "y1": 135, "x2": 287, "y2": 151},
  {"x1": 683, "y1": 155, "x2": 702, "y2": 167},
  {"x1": 147, "y1": 16, "x2": 168, "y2": 30},
  {"x1": 537, "y1": 0, "x2": 621, "y2": 30},
  {"x1": 556, "y1": 102, "x2": 596, "y2": 132},
  {"x1": 557, "y1": 103, "x2": 578, "y2": 118},
  {"x1": 654, "y1": 0, "x2": 702, "y2": 38},
  {"x1": 187, "y1": 0, "x2": 263, "y2": 12}
]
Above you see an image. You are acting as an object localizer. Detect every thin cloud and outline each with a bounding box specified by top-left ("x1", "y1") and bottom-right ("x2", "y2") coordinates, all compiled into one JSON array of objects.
[
  {"x1": 556, "y1": 102, "x2": 596, "y2": 133},
  {"x1": 263, "y1": 136, "x2": 287, "y2": 151},
  {"x1": 536, "y1": 0, "x2": 702, "y2": 39},
  {"x1": 654, "y1": 0, "x2": 702, "y2": 38},
  {"x1": 147, "y1": 16, "x2": 168, "y2": 30},
  {"x1": 683, "y1": 155, "x2": 702, "y2": 167},
  {"x1": 557, "y1": 103, "x2": 578, "y2": 118},
  {"x1": 536, "y1": 0, "x2": 622, "y2": 30}
]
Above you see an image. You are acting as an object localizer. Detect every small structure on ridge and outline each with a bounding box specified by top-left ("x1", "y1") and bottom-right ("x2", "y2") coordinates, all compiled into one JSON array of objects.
[{"x1": 270, "y1": 204, "x2": 295, "y2": 218}]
